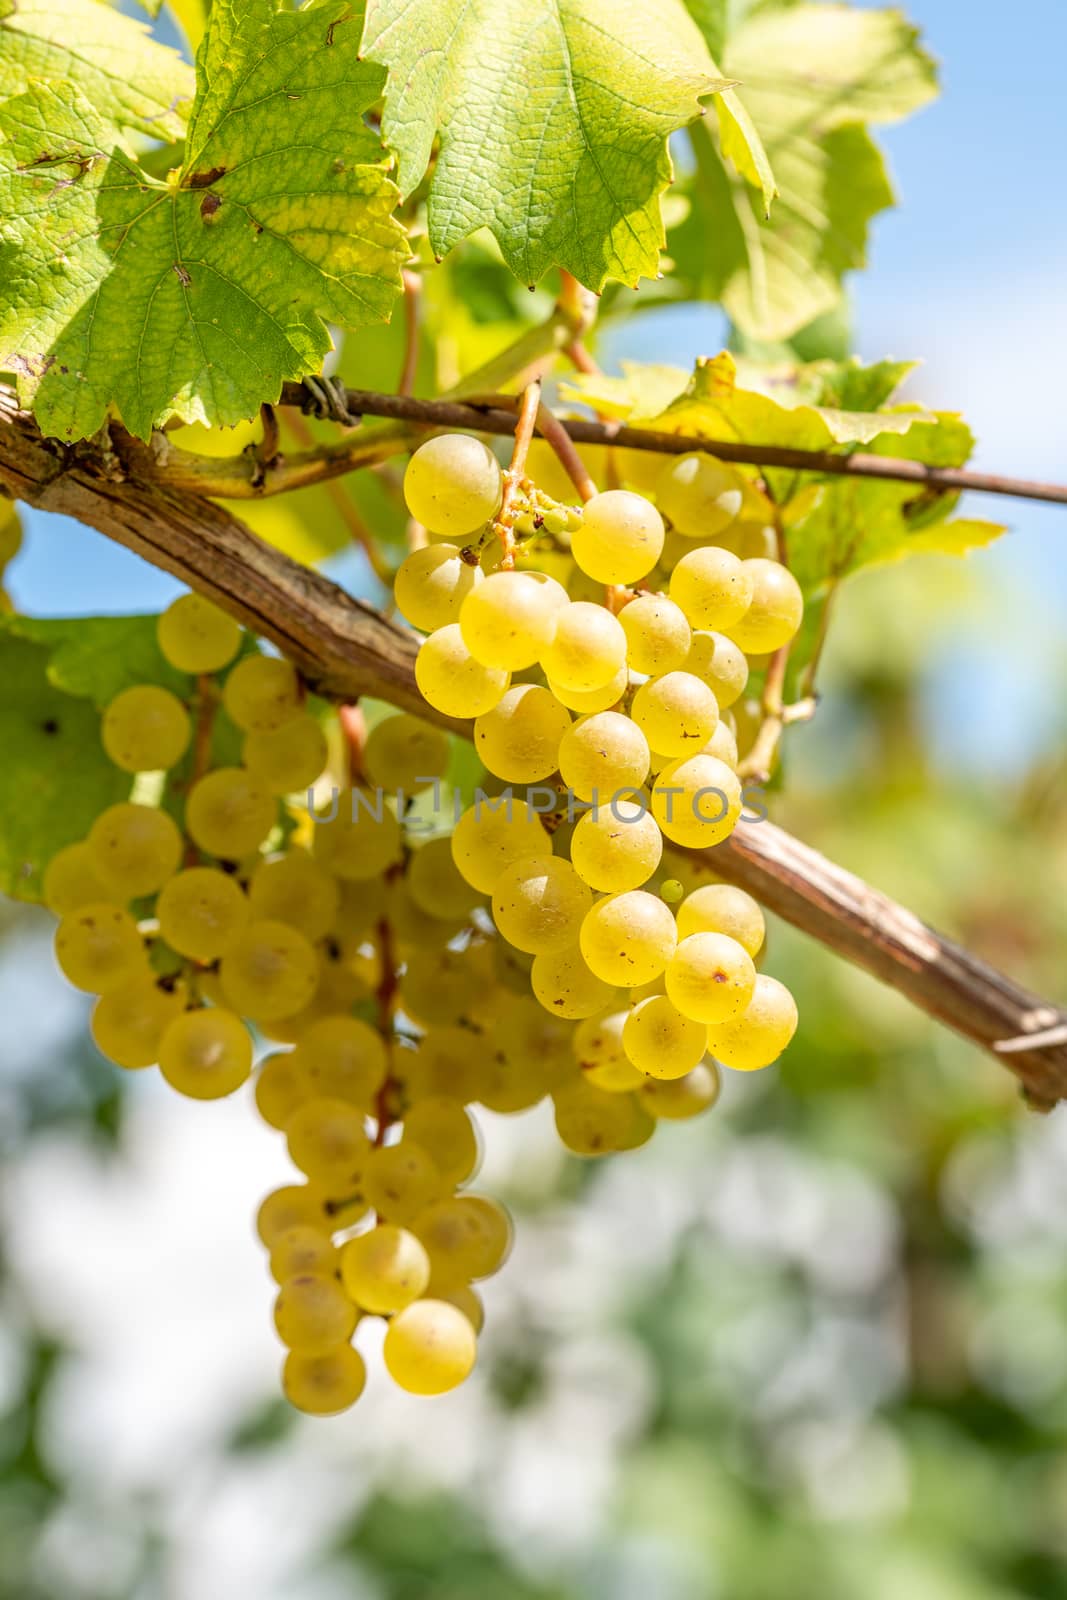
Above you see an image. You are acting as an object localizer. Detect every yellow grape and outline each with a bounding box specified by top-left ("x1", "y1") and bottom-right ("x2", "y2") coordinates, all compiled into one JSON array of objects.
[
  {"x1": 394, "y1": 542, "x2": 484, "y2": 632},
  {"x1": 459, "y1": 571, "x2": 557, "y2": 670},
  {"x1": 685, "y1": 630, "x2": 749, "y2": 710},
  {"x1": 383, "y1": 1299, "x2": 477, "y2": 1395},
  {"x1": 185, "y1": 768, "x2": 276, "y2": 860},
  {"x1": 403, "y1": 1097, "x2": 479, "y2": 1186},
  {"x1": 491, "y1": 856, "x2": 592, "y2": 954},
  {"x1": 619, "y1": 593, "x2": 692, "y2": 675},
  {"x1": 402, "y1": 1027, "x2": 493, "y2": 1106},
  {"x1": 530, "y1": 943, "x2": 619, "y2": 1019},
  {"x1": 255, "y1": 1051, "x2": 311, "y2": 1129},
  {"x1": 553, "y1": 1077, "x2": 652, "y2": 1156},
  {"x1": 414, "y1": 1195, "x2": 511, "y2": 1288},
  {"x1": 437, "y1": 1285, "x2": 485, "y2": 1333},
  {"x1": 571, "y1": 490, "x2": 665, "y2": 584},
  {"x1": 299, "y1": 1015, "x2": 388, "y2": 1110},
  {"x1": 340, "y1": 1224, "x2": 430, "y2": 1313},
  {"x1": 718, "y1": 519, "x2": 778, "y2": 560},
  {"x1": 655, "y1": 453, "x2": 744, "y2": 539},
  {"x1": 242, "y1": 715, "x2": 328, "y2": 794},
  {"x1": 273, "y1": 1273, "x2": 357, "y2": 1355},
  {"x1": 703, "y1": 720, "x2": 739, "y2": 767},
  {"x1": 91, "y1": 974, "x2": 186, "y2": 1069},
  {"x1": 287, "y1": 1096, "x2": 371, "y2": 1188},
  {"x1": 54, "y1": 903, "x2": 146, "y2": 994},
  {"x1": 705, "y1": 973, "x2": 798, "y2": 1070},
  {"x1": 157, "y1": 866, "x2": 249, "y2": 961},
  {"x1": 676, "y1": 883, "x2": 765, "y2": 956},
  {"x1": 363, "y1": 713, "x2": 451, "y2": 795},
  {"x1": 403, "y1": 434, "x2": 503, "y2": 537},
  {"x1": 415, "y1": 624, "x2": 510, "y2": 718},
  {"x1": 405, "y1": 838, "x2": 478, "y2": 922},
  {"x1": 269, "y1": 1225, "x2": 338, "y2": 1285},
  {"x1": 547, "y1": 662, "x2": 628, "y2": 713},
  {"x1": 579, "y1": 890, "x2": 678, "y2": 987},
  {"x1": 670, "y1": 547, "x2": 753, "y2": 630},
  {"x1": 570, "y1": 800, "x2": 662, "y2": 893},
  {"x1": 102, "y1": 685, "x2": 190, "y2": 773},
  {"x1": 650, "y1": 753, "x2": 742, "y2": 847},
  {"x1": 557, "y1": 710, "x2": 649, "y2": 804},
  {"x1": 451, "y1": 801, "x2": 551, "y2": 895},
  {"x1": 223, "y1": 654, "x2": 303, "y2": 733},
  {"x1": 283, "y1": 1346, "x2": 366, "y2": 1415},
  {"x1": 540, "y1": 602, "x2": 627, "y2": 692},
  {"x1": 43, "y1": 842, "x2": 119, "y2": 915},
  {"x1": 248, "y1": 850, "x2": 339, "y2": 943},
  {"x1": 220, "y1": 920, "x2": 320, "y2": 1020},
  {"x1": 363, "y1": 1141, "x2": 442, "y2": 1224},
  {"x1": 622, "y1": 994, "x2": 707, "y2": 1078},
  {"x1": 88, "y1": 803, "x2": 183, "y2": 897},
  {"x1": 473, "y1": 684, "x2": 571, "y2": 782},
  {"x1": 572, "y1": 1011, "x2": 645, "y2": 1092},
  {"x1": 157, "y1": 593, "x2": 241, "y2": 673},
  {"x1": 311, "y1": 788, "x2": 402, "y2": 881},
  {"x1": 631, "y1": 671, "x2": 719, "y2": 757},
  {"x1": 400, "y1": 945, "x2": 487, "y2": 1027},
  {"x1": 664, "y1": 931, "x2": 756, "y2": 1024},
  {"x1": 158, "y1": 1006, "x2": 253, "y2": 1099},
  {"x1": 726, "y1": 559, "x2": 804, "y2": 654},
  {"x1": 638, "y1": 1061, "x2": 722, "y2": 1119},
  {"x1": 256, "y1": 1183, "x2": 335, "y2": 1248}
]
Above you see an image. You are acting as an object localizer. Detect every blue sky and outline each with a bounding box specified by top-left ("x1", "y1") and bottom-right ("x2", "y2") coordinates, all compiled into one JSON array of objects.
[{"x1": 9, "y1": 0, "x2": 1066, "y2": 767}]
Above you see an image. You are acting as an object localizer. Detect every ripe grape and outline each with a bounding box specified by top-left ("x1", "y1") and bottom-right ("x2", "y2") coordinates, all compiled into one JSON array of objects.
[
  {"x1": 43, "y1": 841, "x2": 118, "y2": 915},
  {"x1": 491, "y1": 856, "x2": 592, "y2": 954},
  {"x1": 255, "y1": 1051, "x2": 311, "y2": 1129},
  {"x1": 403, "y1": 434, "x2": 503, "y2": 537},
  {"x1": 719, "y1": 519, "x2": 778, "y2": 561},
  {"x1": 703, "y1": 719, "x2": 739, "y2": 767},
  {"x1": 473, "y1": 683, "x2": 571, "y2": 783},
  {"x1": 242, "y1": 715, "x2": 328, "y2": 794},
  {"x1": 54, "y1": 903, "x2": 145, "y2": 993},
  {"x1": 664, "y1": 931, "x2": 756, "y2": 1024},
  {"x1": 403, "y1": 1097, "x2": 479, "y2": 1186},
  {"x1": 638, "y1": 1061, "x2": 721, "y2": 1119},
  {"x1": 438, "y1": 1285, "x2": 485, "y2": 1333},
  {"x1": 269, "y1": 1225, "x2": 338, "y2": 1285},
  {"x1": 403, "y1": 1026, "x2": 493, "y2": 1105},
  {"x1": 622, "y1": 994, "x2": 707, "y2": 1078},
  {"x1": 631, "y1": 671, "x2": 719, "y2": 757},
  {"x1": 157, "y1": 866, "x2": 249, "y2": 961},
  {"x1": 619, "y1": 594, "x2": 692, "y2": 675},
  {"x1": 413, "y1": 1195, "x2": 511, "y2": 1288},
  {"x1": 670, "y1": 546, "x2": 754, "y2": 630},
  {"x1": 248, "y1": 850, "x2": 339, "y2": 943},
  {"x1": 91, "y1": 974, "x2": 186, "y2": 1069},
  {"x1": 400, "y1": 945, "x2": 487, "y2": 1027},
  {"x1": 88, "y1": 803, "x2": 183, "y2": 897},
  {"x1": 557, "y1": 711, "x2": 650, "y2": 804},
  {"x1": 553, "y1": 1077, "x2": 651, "y2": 1156},
  {"x1": 650, "y1": 753, "x2": 742, "y2": 847},
  {"x1": 283, "y1": 1346, "x2": 366, "y2": 1415},
  {"x1": 656, "y1": 453, "x2": 744, "y2": 539},
  {"x1": 540, "y1": 602, "x2": 627, "y2": 692},
  {"x1": 705, "y1": 973, "x2": 798, "y2": 1069},
  {"x1": 157, "y1": 592, "x2": 241, "y2": 673},
  {"x1": 311, "y1": 788, "x2": 402, "y2": 880},
  {"x1": 341, "y1": 1224, "x2": 430, "y2": 1313},
  {"x1": 185, "y1": 767, "x2": 276, "y2": 860},
  {"x1": 685, "y1": 631, "x2": 749, "y2": 710},
  {"x1": 571, "y1": 489, "x2": 665, "y2": 584},
  {"x1": 158, "y1": 1006, "x2": 253, "y2": 1099},
  {"x1": 415, "y1": 624, "x2": 510, "y2": 718},
  {"x1": 298, "y1": 1015, "x2": 388, "y2": 1110},
  {"x1": 726, "y1": 559, "x2": 804, "y2": 654},
  {"x1": 383, "y1": 1299, "x2": 477, "y2": 1395},
  {"x1": 286, "y1": 1097, "x2": 370, "y2": 1188},
  {"x1": 223, "y1": 654, "x2": 303, "y2": 732},
  {"x1": 394, "y1": 542, "x2": 483, "y2": 632},
  {"x1": 273, "y1": 1273, "x2": 357, "y2": 1355},
  {"x1": 579, "y1": 890, "x2": 678, "y2": 987},
  {"x1": 220, "y1": 920, "x2": 320, "y2": 1020},
  {"x1": 676, "y1": 883, "x2": 765, "y2": 956},
  {"x1": 363, "y1": 713, "x2": 451, "y2": 794},
  {"x1": 572, "y1": 1011, "x2": 644, "y2": 1092},
  {"x1": 570, "y1": 800, "x2": 662, "y2": 893},
  {"x1": 547, "y1": 662, "x2": 628, "y2": 713},
  {"x1": 363, "y1": 1141, "x2": 443, "y2": 1224},
  {"x1": 460, "y1": 571, "x2": 557, "y2": 670},
  {"x1": 451, "y1": 802, "x2": 551, "y2": 894},
  {"x1": 407, "y1": 836, "x2": 482, "y2": 921},
  {"x1": 256, "y1": 1183, "x2": 334, "y2": 1248},
  {"x1": 530, "y1": 943, "x2": 619, "y2": 1018},
  {"x1": 102, "y1": 684, "x2": 191, "y2": 772}
]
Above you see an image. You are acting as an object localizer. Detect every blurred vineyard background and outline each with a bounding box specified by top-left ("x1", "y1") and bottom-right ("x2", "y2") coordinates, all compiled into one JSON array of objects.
[{"x1": 3, "y1": 0, "x2": 1067, "y2": 1595}]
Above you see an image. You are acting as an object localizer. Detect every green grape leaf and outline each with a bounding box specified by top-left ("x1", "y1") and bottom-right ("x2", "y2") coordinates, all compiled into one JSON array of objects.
[
  {"x1": 362, "y1": 0, "x2": 732, "y2": 290},
  {"x1": 0, "y1": 0, "x2": 407, "y2": 441},
  {"x1": 676, "y1": 1, "x2": 938, "y2": 339},
  {"x1": 0, "y1": 0, "x2": 194, "y2": 141},
  {"x1": 0, "y1": 631, "x2": 129, "y2": 901},
  {"x1": 5, "y1": 612, "x2": 192, "y2": 705}
]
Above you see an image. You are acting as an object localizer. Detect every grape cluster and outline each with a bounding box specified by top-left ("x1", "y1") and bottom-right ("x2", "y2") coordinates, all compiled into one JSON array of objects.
[{"x1": 40, "y1": 427, "x2": 802, "y2": 1422}]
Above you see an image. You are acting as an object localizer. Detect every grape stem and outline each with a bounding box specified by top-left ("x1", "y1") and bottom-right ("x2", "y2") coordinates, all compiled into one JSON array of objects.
[
  {"x1": 338, "y1": 702, "x2": 367, "y2": 783},
  {"x1": 372, "y1": 914, "x2": 399, "y2": 1147},
  {"x1": 493, "y1": 380, "x2": 543, "y2": 567},
  {"x1": 397, "y1": 269, "x2": 423, "y2": 398}
]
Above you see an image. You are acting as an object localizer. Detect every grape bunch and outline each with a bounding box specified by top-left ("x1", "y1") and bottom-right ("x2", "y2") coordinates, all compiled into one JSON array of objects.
[{"x1": 39, "y1": 425, "x2": 802, "y2": 1422}]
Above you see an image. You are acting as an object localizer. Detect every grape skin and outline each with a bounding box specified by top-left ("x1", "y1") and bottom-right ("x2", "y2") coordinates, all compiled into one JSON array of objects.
[
  {"x1": 54, "y1": 903, "x2": 146, "y2": 994},
  {"x1": 415, "y1": 624, "x2": 510, "y2": 718},
  {"x1": 394, "y1": 542, "x2": 483, "y2": 632},
  {"x1": 88, "y1": 803, "x2": 183, "y2": 898},
  {"x1": 223, "y1": 654, "x2": 303, "y2": 733},
  {"x1": 383, "y1": 1299, "x2": 477, "y2": 1395},
  {"x1": 571, "y1": 489, "x2": 665, "y2": 584},
  {"x1": 102, "y1": 684, "x2": 191, "y2": 773},
  {"x1": 341, "y1": 1225, "x2": 430, "y2": 1313},
  {"x1": 158, "y1": 593, "x2": 241, "y2": 673},
  {"x1": 403, "y1": 434, "x2": 502, "y2": 537},
  {"x1": 283, "y1": 1345, "x2": 366, "y2": 1415},
  {"x1": 158, "y1": 1006, "x2": 254, "y2": 1099},
  {"x1": 474, "y1": 684, "x2": 571, "y2": 783}
]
